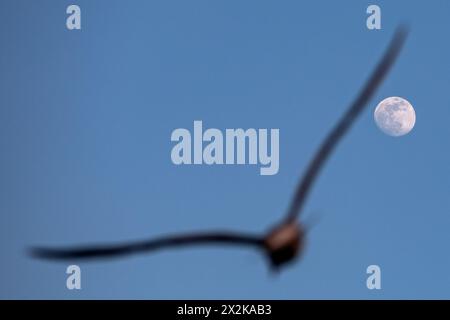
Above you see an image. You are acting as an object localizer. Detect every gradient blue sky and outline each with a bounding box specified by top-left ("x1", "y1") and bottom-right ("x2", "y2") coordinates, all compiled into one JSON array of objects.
[{"x1": 1, "y1": 0, "x2": 450, "y2": 299}]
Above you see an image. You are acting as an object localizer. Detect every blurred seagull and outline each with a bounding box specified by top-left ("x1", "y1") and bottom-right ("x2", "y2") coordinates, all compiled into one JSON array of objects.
[{"x1": 30, "y1": 26, "x2": 408, "y2": 271}]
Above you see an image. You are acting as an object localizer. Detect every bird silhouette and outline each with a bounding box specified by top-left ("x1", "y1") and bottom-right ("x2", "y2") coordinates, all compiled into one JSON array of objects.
[{"x1": 30, "y1": 26, "x2": 409, "y2": 271}]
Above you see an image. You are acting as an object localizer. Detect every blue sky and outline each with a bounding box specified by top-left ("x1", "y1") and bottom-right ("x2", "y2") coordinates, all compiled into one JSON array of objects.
[{"x1": 1, "y1": 0, "x2": 450, "y2": 299}]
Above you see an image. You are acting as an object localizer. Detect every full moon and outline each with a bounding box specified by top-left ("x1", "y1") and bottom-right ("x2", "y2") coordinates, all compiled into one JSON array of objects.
[{"x1": 374, "y1": 97, "x2": 416, "y2": 137}]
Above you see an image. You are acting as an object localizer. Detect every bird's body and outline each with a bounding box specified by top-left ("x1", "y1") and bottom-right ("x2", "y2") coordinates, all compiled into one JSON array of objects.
[{"x1": 263, "y1": 222, "x2": 304, "y2": 269}]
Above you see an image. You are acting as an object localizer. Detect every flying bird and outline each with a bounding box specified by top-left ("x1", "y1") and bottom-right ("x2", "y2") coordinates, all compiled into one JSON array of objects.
[{"x1": 30, "y1": 27, "x2": 409, "y2": 271}]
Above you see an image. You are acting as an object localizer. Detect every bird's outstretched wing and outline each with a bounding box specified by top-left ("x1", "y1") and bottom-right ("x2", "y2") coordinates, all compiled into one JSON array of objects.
[
  {"x1": 30, "y1": 231, "x2": 263, "y2": 261},
  {"x1": 285, "y1": 26, "x2": 409, "y2": 222}
]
